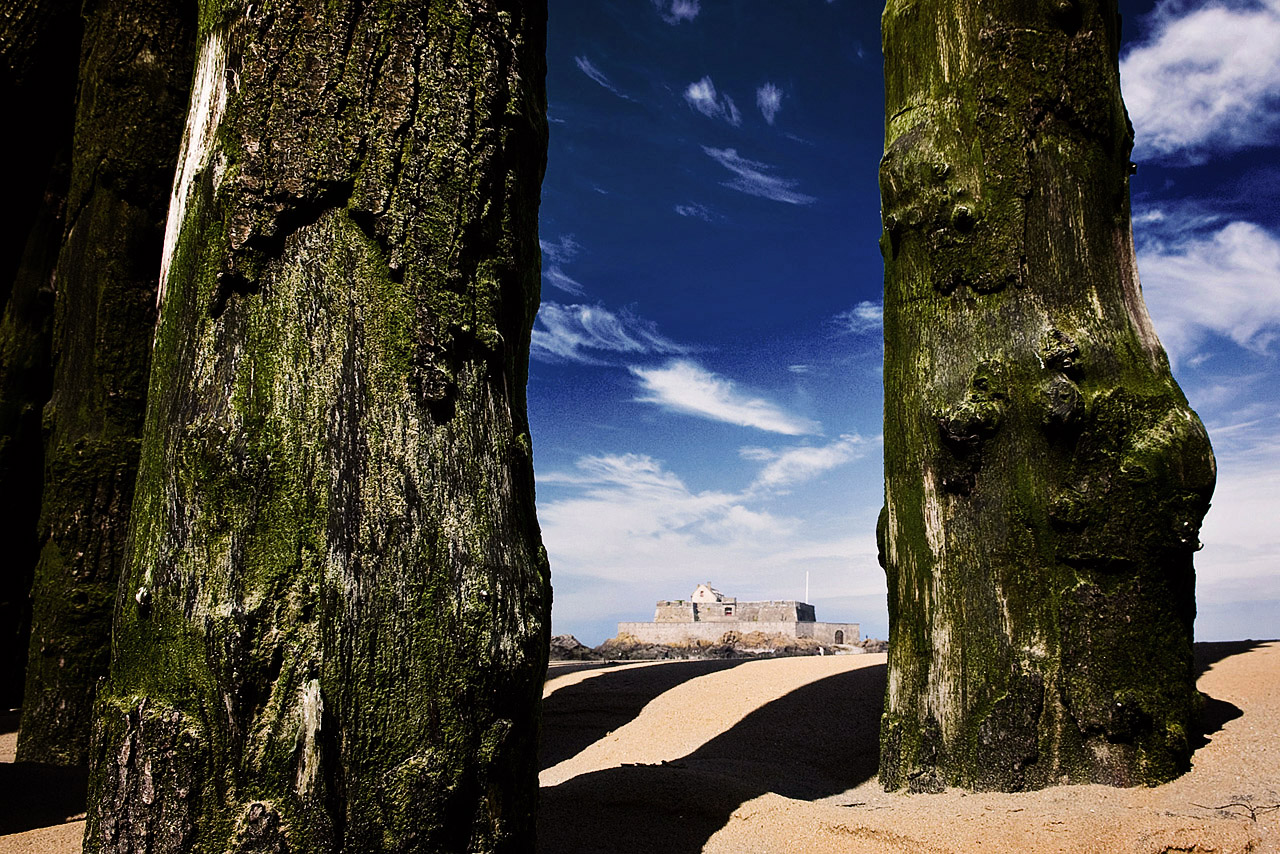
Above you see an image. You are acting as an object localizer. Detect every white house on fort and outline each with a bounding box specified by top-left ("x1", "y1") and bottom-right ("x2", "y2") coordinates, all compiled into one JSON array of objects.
[{"x1": 617, "y1": 583, "x2": 860, "y2": 646}]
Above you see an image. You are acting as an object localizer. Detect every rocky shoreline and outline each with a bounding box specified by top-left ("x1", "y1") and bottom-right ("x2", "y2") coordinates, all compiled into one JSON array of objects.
[{"x1": 550, "y1": 632, "x2": 888, "y2": 662}]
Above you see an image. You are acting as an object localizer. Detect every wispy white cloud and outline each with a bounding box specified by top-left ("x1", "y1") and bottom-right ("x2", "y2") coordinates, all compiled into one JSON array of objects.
[
  {"x1": 833, "y1": 301, "x2": 883, "y2": 335},
  {"x1": 756, "y1": 82, "x2": 783, "y2": 125},
  {"x1": 1132, "y1": 203, "x2": 1225, "y2": 234},
  {"x1": 684, "y1": 76, "x2": 741, "y2": 126},
  {"x1": 540, "y1": 455, "x2": 765, "y2": 531},
  {"x1": 1120, "y1": 0, "x2": 1280, "y2": 162},
  {"x1": 540, "y1": 234, "x2": 586, "y2": 295},
  {"x1": 539, "y1": 454, "x2": 794, "y2": 571},
  {"x1": 1138, "y1": 220, "x2": 1280, "y2": 363},
  {"x1": 674, "y1": 201, "x2": 715, "y2": 221},
  {"x1": 540, "y1": 234, "x2": 580, "y2": 266},
  {"x1": 684, "y1": 78, "x2": 716, "y2": 115},
  {"x1": 543, "y1": 267, "x2": 585, "y2": 295},
  {"x1": 723, "y1": 95, "x2": 741, "y2": 126},
  {"x1": 702, "y1": 147, "x2": 816, "y2": 205},
  {"x1": 740, "y1": 434, "x2": 871, "y2": 491},
  {"x1": 539, "y1": 454, "x2": 795, "y2": 582},
  {"x1": 652, "y1": 0, "x2": 700, "y2": 24},
  {"x1": 631, "y1": 359, "x2": 820, "y2": 435},
  {"x1": 574, "y1": 56, "x2": 634, "y2": 101},
  {"x1": 532, "y1": 302, "x2": 686, "y2": 364}
]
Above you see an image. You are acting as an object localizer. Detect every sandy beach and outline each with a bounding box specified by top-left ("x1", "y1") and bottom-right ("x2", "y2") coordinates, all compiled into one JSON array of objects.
[{"x1": 3, "y1": 641, "x2": 1277, "y2": 852}]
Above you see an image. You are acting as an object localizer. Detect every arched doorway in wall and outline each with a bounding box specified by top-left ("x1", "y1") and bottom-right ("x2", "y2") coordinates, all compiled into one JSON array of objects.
[{"x1": 835, "y1": 630, "x2": 845, "y2": 645}]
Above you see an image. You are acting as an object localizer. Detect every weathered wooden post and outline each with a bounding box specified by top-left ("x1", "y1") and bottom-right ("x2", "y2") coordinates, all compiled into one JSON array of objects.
[
  {"x1": 18, "y1": 0, "x2": 194, "y2": 765},
  {"x1": 84, "y1": 1, "x2": 552, "y2": 850},
  {"x1": 879, "y1": 0, "x2": 1215, "y2": 791}
]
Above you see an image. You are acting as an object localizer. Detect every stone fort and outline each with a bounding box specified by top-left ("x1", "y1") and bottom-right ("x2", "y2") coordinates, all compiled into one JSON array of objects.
[{"x1": 617, "y1": 583, "x2": 860, "y2": 646}]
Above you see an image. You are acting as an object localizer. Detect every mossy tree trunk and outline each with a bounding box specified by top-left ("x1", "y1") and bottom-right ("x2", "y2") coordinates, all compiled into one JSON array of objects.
[
  {"x1": 0, "y1": 0, "x2": 82, "y2": 713},
  {"x1": 16, "y1": 0, "x2": 195, "y2": 764},
  {"x1": 878, "y1": 0, "x2": 1215, "y2": 791},
  {"x1": 84, "y1": 1, "x2": 551, "y2": 851}
]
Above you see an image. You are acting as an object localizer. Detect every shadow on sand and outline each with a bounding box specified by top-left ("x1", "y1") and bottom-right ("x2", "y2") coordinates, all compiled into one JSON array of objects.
[
  {"x1": 1194, "y1": 639, "x2": 1270, "y2": 677},
  {"x1": 541, "y1": 659, "x2": 751, "y2": 771},
  {"x1": 538, "y1": 661, "x2": 885, "y2": 854},
  {"x1": 538, "y1": 640, "x2": 1273, "y2": 854},
  {"x1": 0, "y1": 762, "x2": 87, "y2": 835},
  {"x1": 1190, "y1": 640, "x2": 1272, "y2": 750},
  {"x1": 0, "y1": 713, "x2": 87, "y2": 835}
]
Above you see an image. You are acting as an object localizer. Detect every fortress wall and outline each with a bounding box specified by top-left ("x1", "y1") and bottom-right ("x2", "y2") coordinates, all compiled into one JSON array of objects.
[
  {"x1": 809, "y1": 623, "x2": 860, "y2": 645},
  {"x1": 735, "y1": 601, "x2": 816, "y2": 622},
  {"x1": 616, "y1": 621, "x2": 860, "y2": 645},
  {"x1": 654, "y1": 601, "x2": 695, "y2": 622},
  {"x1": 617, "y1": 621, "x2": 805, "y2": 644},
  {"x1": 654, "y1": 600, "x2": 823, "y2": 624},
  {"x1": 693, "y1": 602, "x2": 739, "y2": 622}
]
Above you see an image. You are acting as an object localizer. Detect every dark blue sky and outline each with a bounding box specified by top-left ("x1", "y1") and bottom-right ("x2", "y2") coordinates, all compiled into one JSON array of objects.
[{"x1": 530, "y1": 0, "x2": 1280, "y2": 645}]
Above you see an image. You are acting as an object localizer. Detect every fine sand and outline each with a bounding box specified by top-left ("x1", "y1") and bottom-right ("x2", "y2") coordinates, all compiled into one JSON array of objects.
[{"x1": 4, "y1": 641, "x2": 1277, "y2": 853}]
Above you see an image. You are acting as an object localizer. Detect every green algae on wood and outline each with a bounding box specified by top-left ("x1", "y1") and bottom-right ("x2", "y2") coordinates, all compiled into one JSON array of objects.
[
  {"x1": 15, "y1": 0, "x2": 195, "y2": 765},
  {"x1": 84, "y1": 1, "x2": 551, "y2": 851},
  {"x1": 879, "y1": 0, "x2": 1214, "y2": 792}
]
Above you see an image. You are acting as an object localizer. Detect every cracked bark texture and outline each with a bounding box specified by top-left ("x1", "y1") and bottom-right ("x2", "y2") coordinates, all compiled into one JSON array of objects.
[
  {"x1": 878, "y1": 0, "x2": 1215, "y2": 791},
  {"x1": 17, "y1": 0, "x2": 194, "y2": 764},
  {"x1": 0, "y1": 0, "x2": 81, "y2": 711},
  {"x1": 84, "y1": 1, "x2": 551, "y2": 852}
]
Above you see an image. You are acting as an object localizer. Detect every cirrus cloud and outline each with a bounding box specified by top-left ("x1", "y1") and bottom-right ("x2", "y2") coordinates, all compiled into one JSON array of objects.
[
  {"x1": 574, "y1": 56, "x2": 634, "y2": 101},
  {"x1": 540, "y1": 234, "x2": 586, "y2": 295},
  {"x1": 702, "y1": 147, "x2": 816, "y2": 205},
  {"x1": 684, "y1": 76, "x2": 742, "y2": 126},
  {"x1": 833, "y1": 301, "x2": 883, "y2": 335},
  {"x1": 741, "y1": 434, "x2": 872, "y2": 491},
  {"x1": 756, "y1": 82, "x2": 784, "y2": 125},
  {"x1": 652, "y1": 0, "x2": 700, "y2": 24},
  {"x1": 1138, "y1": 220, "x2": 1280, "y2": 363},
  {"x1": 532, "y1": 303, "x2": 686, "y2": 364},
  {"x1": 675, "y1": 201, "x2": 715, "y2": 221},
  {"x1": 630, "y1": 359, "x2": 820, "y2": 435}
]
